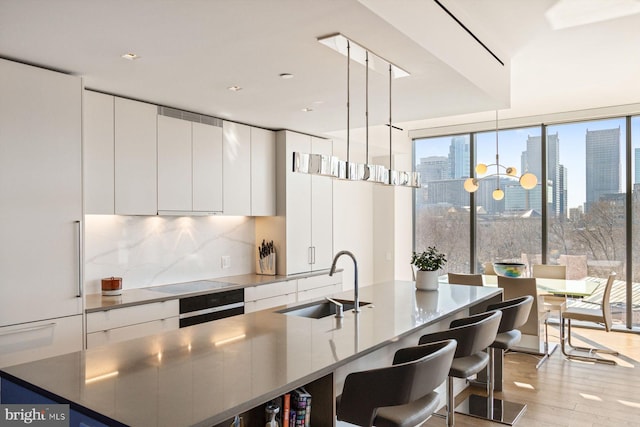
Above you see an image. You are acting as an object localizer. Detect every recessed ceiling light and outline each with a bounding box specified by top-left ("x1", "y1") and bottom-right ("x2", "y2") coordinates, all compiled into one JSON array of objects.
[
  {"x1": 312, "y1": 100, "x2": 324, "y2": 105},
  {"x1": 121, "y1": 53, "x2": 140, "y2": 61},
  {"x1": 301, "y1": 107, "x2": 313, "y2": 112},
  {"x1": 227, "y1": 85, "x2": 242, "y2": 92},
  {"x1": 279, "y1": 73, "x2": 294, "y2": 79}
]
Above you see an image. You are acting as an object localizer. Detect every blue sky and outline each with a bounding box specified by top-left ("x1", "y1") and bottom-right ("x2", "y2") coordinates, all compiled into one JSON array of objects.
[{"x1": 415, "y1": 116, "x2": 640, "y2": 210}]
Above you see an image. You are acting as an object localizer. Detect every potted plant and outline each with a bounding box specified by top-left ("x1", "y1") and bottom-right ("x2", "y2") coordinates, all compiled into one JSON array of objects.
[{"x1": 411, "y1": 246, "x2": 447, "y2": 290}]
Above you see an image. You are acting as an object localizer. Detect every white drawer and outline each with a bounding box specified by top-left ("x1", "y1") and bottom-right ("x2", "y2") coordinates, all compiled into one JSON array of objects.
[
  {"x1": 87, "y1": 300, "x2": 179, "y2": 333},
  {"x1": 86, "y1": 317, "x2": 179, "y2": 348},
  {"x1": 297, "y1": 272, "x2": 342, "y2": 292},
  {"x1": 297, "y1": 283, "x2": 342, "y2": 302},
  {"x1": 245, "y1": 293, "x2": 297, "y2": 313},
  {"x1": 0, "y1": 315, "x2": 82, "y2": 368},
  {"x1": 245, "y1": 280, "x2": 297, "y2": 301}
]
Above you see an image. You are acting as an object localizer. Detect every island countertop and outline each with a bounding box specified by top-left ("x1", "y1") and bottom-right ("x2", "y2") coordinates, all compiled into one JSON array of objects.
[{"x1": 1, "y1": 281, "x2": 501, "y2": 427}]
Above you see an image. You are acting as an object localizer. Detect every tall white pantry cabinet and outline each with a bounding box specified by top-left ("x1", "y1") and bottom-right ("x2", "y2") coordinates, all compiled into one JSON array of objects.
[{"x1": 0, "y1": 59, "x2": 83, "y2": 367}]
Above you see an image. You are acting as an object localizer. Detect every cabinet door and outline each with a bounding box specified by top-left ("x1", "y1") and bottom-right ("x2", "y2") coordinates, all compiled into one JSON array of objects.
[
  {"x1": 157, "y1": 115, "x2": 192, "y2": 211},
  {"x1": 285, "y1": 131, "x2": 313, "y2": 274},
  {"x1": 0, "y1": 59, "x2": 82, "y2": 326},
  {"x1": 222, "y1": 121, "x2": 251, "y2": 215},
  {"x1": 114, "y1": 98, "x2": 157, "y2": 215},
  {"x1": 251, "y1": 127, "x2": 276, "y2": 216},
  {"x1": 0, "y1": 315, "x2": 83, "y2": 368},
  {"x1": 84, "y1": 91, "x2": 115, "y2": 214},
  {"x1": 311, "y1": 137, "x2": 334, "y2": 270},
  {"x1": 193, "y1": 122, "x2": 223, "y2": 212}
]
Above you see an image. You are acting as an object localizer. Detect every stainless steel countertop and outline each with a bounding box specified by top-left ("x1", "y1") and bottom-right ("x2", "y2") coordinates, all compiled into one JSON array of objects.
[
  {"x1": 2, "y1": 282, "x2": 501, "y2": 427},
  {"x1": 85, "y1": 270, "x2": 335, "y2": 312}
]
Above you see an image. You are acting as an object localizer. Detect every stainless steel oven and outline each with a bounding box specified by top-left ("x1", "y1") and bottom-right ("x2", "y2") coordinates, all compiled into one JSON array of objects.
[{"x1": 179, "y1": 288, "x2": 244, "y2": 328}]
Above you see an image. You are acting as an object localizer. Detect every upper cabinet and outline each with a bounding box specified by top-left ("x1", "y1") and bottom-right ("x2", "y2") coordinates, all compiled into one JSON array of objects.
[
  {"x1": 157, "y1": 114, "x2": 223, "y2": 213},
  {"x1": 250, "y1": 127, "x2": 276, "y2": 216},
  {"x1": 84, "y1": 91, "x2": 274, "y2": 217},
  {"x1": 223, "y1": 121, "x2": 275, "y2": 216},
  {"x1": 114, "y1": 98, "x2": 158, "y2": 215},
  {"x1": 84, "y1": 94, "x2": 158, "y2": 215},
  {"x1": 222, "y1": 121, "x2": 251, "y2": 215}
]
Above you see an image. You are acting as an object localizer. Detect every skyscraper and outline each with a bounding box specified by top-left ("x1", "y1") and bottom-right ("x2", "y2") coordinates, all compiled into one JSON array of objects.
[
  {"x1": 524, "y1": 133, "x2": 561, "y2": 217},
  {"x1": 585, "y1": 127, "x2": 620, "y2": 210},
  {"x1": 558, "y1": 165, "x2": 568, "y2": 219},
  {"x1": 448, "y1": 136, "x2": 470, "y2": 179},
  {"x1": 417, "y1": 156, "x2": 449, "y2": 183},
  {"x1": 635, "y1": 148, "x2": 640, "y2": 184}
]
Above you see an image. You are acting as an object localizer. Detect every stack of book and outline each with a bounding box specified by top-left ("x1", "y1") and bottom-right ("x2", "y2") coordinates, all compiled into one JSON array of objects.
[{"x1": 282, "y1": 387, "x2": 311, "y2": 427}]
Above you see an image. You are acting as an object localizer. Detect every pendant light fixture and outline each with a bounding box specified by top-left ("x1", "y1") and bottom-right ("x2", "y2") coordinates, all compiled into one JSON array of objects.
[
  {"x1": 463, "y1": 111, "x2": 538, "y2": 200},
  {"x1": 292, "y1": 33, "x2": 420, "y2": 188}
]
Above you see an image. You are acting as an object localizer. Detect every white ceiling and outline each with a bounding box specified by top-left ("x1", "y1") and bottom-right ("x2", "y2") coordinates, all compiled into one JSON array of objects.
[{"x1": 1, "y1": 0, "x2": 639, "y2": 136}]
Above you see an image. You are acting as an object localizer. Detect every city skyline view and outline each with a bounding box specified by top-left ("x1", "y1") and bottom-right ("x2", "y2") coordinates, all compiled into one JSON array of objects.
[{"x1": 415, "y1": 117, "x2": 634, "y2": 211}]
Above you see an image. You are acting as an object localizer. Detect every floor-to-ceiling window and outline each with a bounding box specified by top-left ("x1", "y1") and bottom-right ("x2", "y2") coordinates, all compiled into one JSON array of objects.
[
  {"x1": 475, "y1": 126, "x2": 542, "y2": 273},
  {"x1": 414, "y1": 134, "x2": 471, "y2": 273},
  {"x1": 414, "y1": 115, "x2": 638, "y2": 330}
]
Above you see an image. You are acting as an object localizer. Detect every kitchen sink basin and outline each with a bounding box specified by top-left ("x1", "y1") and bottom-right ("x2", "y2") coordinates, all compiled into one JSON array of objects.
[{"x1": 276, "y1": 299, "x2": 370, "y2": 319}]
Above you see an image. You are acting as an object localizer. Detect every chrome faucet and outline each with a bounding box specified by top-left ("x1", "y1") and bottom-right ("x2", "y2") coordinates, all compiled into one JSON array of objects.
[
  {"x1": 326, "y1": 297, "x2": 344, "y2": 318},
  {"x1": 329, "y1": 250, "x2": 360, "y2": 313}
]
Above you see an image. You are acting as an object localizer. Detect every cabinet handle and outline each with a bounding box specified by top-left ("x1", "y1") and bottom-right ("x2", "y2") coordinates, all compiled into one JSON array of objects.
[
  {"x1": 312, "y1": 246, "x2": 316, "y2": 264},
  {"x1": 0, "y1": 322, "x2": 56, "y2": 337},
  {"x1": 308, "y1": 247, "x2": 313, "y2": 265},
  {"x1": 76, "y1": 220, "x2": 83, "y2": 298}
]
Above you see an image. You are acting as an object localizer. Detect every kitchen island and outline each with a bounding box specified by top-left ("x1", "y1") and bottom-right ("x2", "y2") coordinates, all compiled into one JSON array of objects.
[{"x1": 1, "y1": 281, "x2": 501, "y2": 427}]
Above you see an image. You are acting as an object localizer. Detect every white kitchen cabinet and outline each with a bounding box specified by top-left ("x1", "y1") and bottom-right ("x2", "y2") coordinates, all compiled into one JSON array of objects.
[
  {"x1": 0, "y1": 315, "x2": 83, "y2": 368},
  {"x1": 192, "y1": 122, "x2": 223, "y2": 212},
  {"x1": 244, "y1": 280, "x2": 297, "y2": 313},
  {"x1": 223, "y1": 121, "x2": 252, "y2": 215},
  {"x1": 157, "y1": 115, "x2": 223, "y2": 213},
  {"x1": 86, "y1": 300, "x2": 179, "y2": 348},
  {"x1": 297, "y1": 272, "x2": 342, "y2": 302},
  {"x1": 0, "y1": 59, "x2": 83, "y2": 328},
  {"x1": 84, "y1": 91, "x2": 115, "y2": 214},
  {"x1": 256, "y1": 130, "x2": 333, "y2": 275},
  {"x1": 114, "y1": 97, "x2": 158, "y2": 215},
  {"x1": 250, "y1": 127, "x2": 276, "y2": 216}
]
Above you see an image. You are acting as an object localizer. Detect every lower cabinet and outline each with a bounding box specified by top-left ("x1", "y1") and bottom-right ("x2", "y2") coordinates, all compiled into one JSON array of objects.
[
  {"x1": 86, "y1": 300, "x2": 179, "y2": 349},
  {"x1": 244, "y1": 280, "x2": 297, "y2": 313},
  {"x1": 0, "y1": 315, "x2": 83, "y2": 368},
  {"x1": 297, "y1": 273, "x2": 343, "y2": 302}
]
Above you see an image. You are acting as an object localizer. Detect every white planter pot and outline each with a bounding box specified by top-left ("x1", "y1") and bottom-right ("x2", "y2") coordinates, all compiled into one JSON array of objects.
[{"x1": 415, "y1": 270, "x2": 439, "y2": 291}]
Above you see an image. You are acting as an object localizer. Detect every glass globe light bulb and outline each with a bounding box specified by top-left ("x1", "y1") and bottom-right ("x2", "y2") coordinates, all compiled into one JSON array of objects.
[
  {"x1": 475, "y1": 163, "x2": 488, "y2": 175},
  {"x1": 492, "y1": 188, "x2": 504, "y2": 201},
  {"x1": 463, "y1": 177, "x2": 479, "y2": 192},
  {"x1": 506, "y1": 166, "x2": 517, "y2": 176},
  {"x1": 520, "y1": 172, "x2": 538, "y2": 190}
]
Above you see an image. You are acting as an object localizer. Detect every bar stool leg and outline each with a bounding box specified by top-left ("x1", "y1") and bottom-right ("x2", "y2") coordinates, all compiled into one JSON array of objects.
[{"x1": 447, "y1": 376, "x2": 454, "y2": 427}]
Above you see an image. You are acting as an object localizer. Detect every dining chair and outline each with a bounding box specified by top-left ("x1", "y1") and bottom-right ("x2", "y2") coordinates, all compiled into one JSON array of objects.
[
  {"x1": 418, "y1": 310, "x2": 502, "y2": 427},
  {"x1": 482, "y1": 262, "x2": 496, "y2": 275},
  {"x1": 497, "y1": 276, "x2": 552, "y2": 368},
  {"x1": 448, "y1": 272, "x2": 483, "y2": 286},
  {"x1": 561, "y1": 273, "x2": 619, "y2": 365},
  {"x1": 532, "y1": 263, "x2": 567, "y2": 326},
  {"x1": 336, "y1": 339, "x2": 457, "y2": 427}
]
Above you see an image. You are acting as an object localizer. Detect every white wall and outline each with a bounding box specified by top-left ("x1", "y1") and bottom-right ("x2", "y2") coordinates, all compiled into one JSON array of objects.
[
  {"x1": 84, "y1": 215, "x2": 254, "y2": 294},
  {"x1": 329, "y1": 123, "x2": 415, "y2": 287}
]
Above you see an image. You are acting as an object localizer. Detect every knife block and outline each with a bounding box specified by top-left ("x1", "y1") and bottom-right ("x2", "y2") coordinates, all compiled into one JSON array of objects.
[{"x1": 257, "y1": 253, "x2": 276, "y2": 276}]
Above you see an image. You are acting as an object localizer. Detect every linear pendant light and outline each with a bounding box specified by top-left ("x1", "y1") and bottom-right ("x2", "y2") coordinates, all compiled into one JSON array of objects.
[{"x1": 292, "y1": 33, "x2": 420, "y2": 188}]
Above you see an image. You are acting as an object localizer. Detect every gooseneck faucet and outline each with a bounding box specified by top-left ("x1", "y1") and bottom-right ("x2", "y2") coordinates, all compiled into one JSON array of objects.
[{"x1": 329, "y1": 250, "x2": 360, "y2": 313}]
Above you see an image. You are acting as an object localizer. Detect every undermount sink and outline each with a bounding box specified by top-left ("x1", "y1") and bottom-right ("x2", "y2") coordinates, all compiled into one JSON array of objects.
[{"x1": 276, "y1": 299, "x2": 370, "y2": 319}]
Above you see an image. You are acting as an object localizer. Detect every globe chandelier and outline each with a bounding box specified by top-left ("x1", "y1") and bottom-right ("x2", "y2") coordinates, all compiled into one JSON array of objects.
[{"x1": 463, "y1": 111, "x2": 537, "y2": 200}]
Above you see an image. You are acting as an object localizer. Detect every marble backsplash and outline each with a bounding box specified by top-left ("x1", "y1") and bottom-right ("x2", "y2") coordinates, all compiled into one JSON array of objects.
[{"x1": 84, "y1": 215, "x2": 255, "y2": 295}]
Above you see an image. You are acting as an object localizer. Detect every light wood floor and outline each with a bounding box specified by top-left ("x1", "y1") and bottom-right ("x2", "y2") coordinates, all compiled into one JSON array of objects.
[{"x1": 423, "y1": 326, "x2": 640, "y2": 427}]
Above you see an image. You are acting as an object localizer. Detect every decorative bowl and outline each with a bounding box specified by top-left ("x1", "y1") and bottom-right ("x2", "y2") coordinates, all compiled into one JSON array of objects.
[{"x1": 493, "y1": 262, "x2": 527, "y2": 278}]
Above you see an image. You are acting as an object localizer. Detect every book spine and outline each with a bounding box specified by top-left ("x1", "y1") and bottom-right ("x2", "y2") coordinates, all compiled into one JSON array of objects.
[{"x1": 282, "y1": 394, "x2": 290, "y2": 427}]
